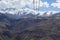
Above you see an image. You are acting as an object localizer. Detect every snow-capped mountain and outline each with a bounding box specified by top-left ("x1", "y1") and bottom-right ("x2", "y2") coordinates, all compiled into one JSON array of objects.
[{"x1": 0, "y1": 8, "x2": 60, "y2": 19}]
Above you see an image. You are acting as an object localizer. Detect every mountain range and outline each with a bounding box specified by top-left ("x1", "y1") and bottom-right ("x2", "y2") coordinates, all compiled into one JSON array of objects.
[
  {"x1": 0, "y1": 8, "x2": 60, "y2": 19},
  {"x1": 0, "y1": 9, "x2": 60, "y2": 40}
]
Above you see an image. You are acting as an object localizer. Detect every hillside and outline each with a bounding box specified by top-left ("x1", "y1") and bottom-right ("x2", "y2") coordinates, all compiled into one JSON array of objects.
[{"x1": 0, "y1": 13, "x2": 60, "y2": 40}]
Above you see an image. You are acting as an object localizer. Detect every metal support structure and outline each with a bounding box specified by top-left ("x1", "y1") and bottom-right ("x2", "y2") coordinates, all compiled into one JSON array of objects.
[
  {"x1": 32, "y1": 0, "x2": 40, "y2": 18},
  {"x1": 33, "y1": 0, "x2": 40, "y2": 12}
]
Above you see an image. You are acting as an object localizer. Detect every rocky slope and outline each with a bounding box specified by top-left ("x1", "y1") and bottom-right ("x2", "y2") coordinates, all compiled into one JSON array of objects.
[{"x1": 0, "y1": 12, "x2": 60, "y2": 40}]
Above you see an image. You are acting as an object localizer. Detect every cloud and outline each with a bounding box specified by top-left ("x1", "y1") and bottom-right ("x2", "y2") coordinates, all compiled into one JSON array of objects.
[
  {"x1": 27, "y1": 0, "x2": 49, "y2": 9},
  {"x1": 51, "y1": 3, "x2": 60, "y2": 8},
  {"x1": 56, "y1": 0, "x2": 60, "y2": 2},
  {"x1": 0, "y1": 0, "x2": 50, "y2": 9},
  {"x1": 51, "y1": 0, "x2": 60, "y2": 8},
  {"x1": 0, "y1": 0, "x2": 27, "y2": 9},
  {"x1": 33, "y1": 0, "x2": 49, "y2": 8},
  {"x1": 43, "y1": 2, "x2": 49, "y2": 8}
]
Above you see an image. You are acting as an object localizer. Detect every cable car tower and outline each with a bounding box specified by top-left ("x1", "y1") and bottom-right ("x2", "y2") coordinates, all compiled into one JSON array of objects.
[{"x1": 33, "y1": 0, "x2": 40, "y2": 12}]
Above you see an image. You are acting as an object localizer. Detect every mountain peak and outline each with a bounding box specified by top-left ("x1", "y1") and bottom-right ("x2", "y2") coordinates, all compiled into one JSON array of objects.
[{"x1": 0, "y1": 8, "x2": 60, "y2": 18}]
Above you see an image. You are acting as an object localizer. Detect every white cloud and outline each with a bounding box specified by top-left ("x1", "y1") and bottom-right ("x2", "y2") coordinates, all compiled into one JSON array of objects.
[
  {"x1": 43, "y1": 2, "x2": 49, "y2": 8},
  {"x1": 27, "y1": 0, "x2": 49, "y2": 9},
  {"x1": 51, "y1": 3, "x2": 60, "y2": 8},
  {"x1": 0, "y1": 0, "x2": 27, "y2": 9},
  {"x1": 56, "y1": 0, "x2": 60, "y2": 2},
  {"x1": 33, "y1": 0, "x2": 49, "y2": 8},
  {"x1": 0, "y1": 0, "x2": 50, "y2": 10},
  {"x1": 40, "y1": 1, "x2": 43, "y2": 7},
  {"x1": 51, "y1": 0, "x2": 60, "y2": 8}
]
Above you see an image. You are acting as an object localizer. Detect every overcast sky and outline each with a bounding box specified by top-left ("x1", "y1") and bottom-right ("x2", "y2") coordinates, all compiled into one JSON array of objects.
[{"x1": 0, "y1": 0, "x2": 60, "y2": 12}]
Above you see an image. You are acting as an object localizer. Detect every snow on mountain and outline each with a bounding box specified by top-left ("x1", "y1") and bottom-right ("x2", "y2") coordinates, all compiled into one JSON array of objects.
[{"x1": 0, "y1": 8, "x2": 60, "y2": 17}]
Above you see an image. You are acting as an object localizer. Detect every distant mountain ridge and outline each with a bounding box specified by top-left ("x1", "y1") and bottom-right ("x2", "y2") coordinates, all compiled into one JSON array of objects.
[{"x1": 0, "y1": 8, "x2": 60, "y2": 19}]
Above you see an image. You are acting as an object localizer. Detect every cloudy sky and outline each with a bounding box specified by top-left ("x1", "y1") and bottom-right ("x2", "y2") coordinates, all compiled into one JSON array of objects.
[{"x1": 0, "y1": 0, "x2": 60, "y2": 12}]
